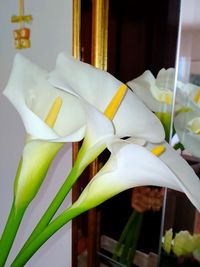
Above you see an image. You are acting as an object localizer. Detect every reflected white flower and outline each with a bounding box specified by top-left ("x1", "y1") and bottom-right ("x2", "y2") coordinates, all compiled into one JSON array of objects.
[
  {"x1": 127, "y1": 68, "x2": 175, "y2": 113},
  {"x1": 174, "y1": 111, "x2": 200, "y2": 158},
  {"x1": 127, "y1": 68, "x2": 200, "y2": 114},
  {"x1": 174, "y1": 82, "x2": 200, "y2": 112},
  {"x1": 187, "y1": 117, "x2": 200, "y2": 134},
  {"x1": 163, "y1": 228, "x2": 200, "y2": 260}
]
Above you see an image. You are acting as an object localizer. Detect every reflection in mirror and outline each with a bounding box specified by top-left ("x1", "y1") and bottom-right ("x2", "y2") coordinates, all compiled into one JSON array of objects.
[
  {"x1": 173, "y1": 0, "x2": 200, "y2": 159},
  {"x1": 161, "y1": 0, "x2": 200, "y2": 266}
]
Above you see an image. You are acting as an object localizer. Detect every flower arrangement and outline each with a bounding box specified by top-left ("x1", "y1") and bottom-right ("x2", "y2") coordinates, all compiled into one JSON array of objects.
[{"x1": 0, "y1": 52, "x2": 200, "y2": 266}]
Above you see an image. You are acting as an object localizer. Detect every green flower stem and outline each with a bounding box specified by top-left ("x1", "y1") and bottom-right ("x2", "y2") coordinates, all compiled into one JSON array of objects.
[
  {"x1": 155, "y1": 112, "x2": 171, "y2": 142},
  {"x1": 14, "y1": 146, "x2": 85, "y2": 256},
  {"x1": 112, "y1": 210, "x2": 137, "y2": 260},
  {"x1": 14, "y1": 140, "x2": 105, "y2": 260},
  {"x1": 11, "y1": 205, "x2": 86, "y2": 267},
  {"x1": 0, "y1": 202, "x2": 26, "y2": 267},
  {"x1": 126, "y1": 212, "x2": 143, "y2": 266},
  {"x1": 119, "y1": 211, "x2": 143, "y2": 265}
]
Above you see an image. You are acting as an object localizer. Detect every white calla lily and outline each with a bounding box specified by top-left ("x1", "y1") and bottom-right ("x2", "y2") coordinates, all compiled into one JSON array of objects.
[
  {"x1": 127, "y1": 67, "x2": 200, "y2": 114},
  {"x1": 3, "y1": 53, "x2": 86, "y2": 142},
  {"x1": 48, "y1": 52, "x2": 165, "y2": 144},
  {"x1": 174, "y1": 111, "x2": 200, "y2": 158},
  {"x1": 2, "y1": 54, "x2": 89, "y2": 209},
  {"x1": 144, "y1": 140, "x2": 200, "y2": 208},
  {"x1": 71, "y1": 140, "x2": 200, "y2": 212},
  {"x1": 127, "y1": 68, "x2": 175, "y2": 113},
  {"x1": 74, "y1": 100, "x2": 115, "y2": 171},
  {"x1": 176, "y1": 81, "x2": 200, "y2": 111}
]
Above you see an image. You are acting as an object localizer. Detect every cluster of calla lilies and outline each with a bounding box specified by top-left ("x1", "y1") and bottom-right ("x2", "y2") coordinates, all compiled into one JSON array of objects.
[
  {"x1": 128, "y1": 68, "x2": 200, "y2": 157},
  {"x1": 1, "y1": 53, "x2": 200, "y2": 266}
]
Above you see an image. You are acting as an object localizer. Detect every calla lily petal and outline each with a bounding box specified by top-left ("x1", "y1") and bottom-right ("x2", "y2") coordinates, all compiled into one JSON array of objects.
[
  {"x1": 156, "y1": 68, "x2": 175, "y2": 89},
  {"x1": 173, "y1": 231, "x2": 195, "y2": 256},
  {"x1": 144, "y1": 140, "x2": 200, "y2": 210},
  {"x1": 48, "y1": 52, "x2": 165, "y2": 143},
  {"x1": 76, "y1": 100, "x2": 115, "y2": 170},
  {"x1": 127, "y1": 69, "x2": 174, "y2": 113},
  {"x1": 72, "y1": 140, "x2": 200, "y2": 212},
  {"x1": 180, "y1": 83, "x2": 200, "y2": 111},
  {"x1": 3, "y1": 54, "x2": 86, "y2": 142},
  {"x1": 127, "y1": 67, "x2": 200, "y2": 115},
  {"x1": 127, "y1": 71, "x2": 161, "y2": 112},
  {"x1": 174, "y1": 111, "x2": 200, "y2": 158},
  {"x1": 163, "y1": 228, "x2": 173, "y2": 255}
]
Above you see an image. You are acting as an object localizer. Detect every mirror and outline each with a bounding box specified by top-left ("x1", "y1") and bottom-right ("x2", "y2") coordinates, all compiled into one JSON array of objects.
[
  {"x1": 173, "y1": 0, "x2": 200, "y2": 160},
  {"x1": 71, "y1": 0, "x2": 199, "y2": 266},
  {"x1": 160, "y1": 0, "x2": 200, "y2": 266}
]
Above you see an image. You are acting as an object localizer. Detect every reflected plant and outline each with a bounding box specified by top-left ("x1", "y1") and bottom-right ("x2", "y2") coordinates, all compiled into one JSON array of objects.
[
  {"x1": 174, "y1": 111, "x2": 200, "y2": 158},
  {"x1": 128, "y1": 68, "x2": 200, "y2": 135},
  {"x1": 127, "y1": 68, "x2": 177, "y2": 142},
  {"x1": 162, "y1": 229, "x2": 200, "y2": 266}
]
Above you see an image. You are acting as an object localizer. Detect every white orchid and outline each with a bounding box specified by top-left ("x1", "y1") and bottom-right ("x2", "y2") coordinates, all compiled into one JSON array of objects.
[{"x1": 174, "y1": 111, "x2": 200, "y2": 158}]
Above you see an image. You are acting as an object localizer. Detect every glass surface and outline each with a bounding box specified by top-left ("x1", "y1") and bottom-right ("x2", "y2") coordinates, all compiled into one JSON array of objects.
[
  {"x1": 160, "y1": 0, "x2": 200, "y2": 266},
  {"x1": 173, "y1": 0, "x2": 200, "y2": 161}
]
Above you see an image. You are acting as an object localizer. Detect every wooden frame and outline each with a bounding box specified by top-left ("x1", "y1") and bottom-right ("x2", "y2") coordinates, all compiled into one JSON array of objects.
[
  {"x1": 72, "y1": 0, "x2": 81, "y2": 59},
  {"x1": 72, "y1": 1, "x2": 109, "y2": 266}
]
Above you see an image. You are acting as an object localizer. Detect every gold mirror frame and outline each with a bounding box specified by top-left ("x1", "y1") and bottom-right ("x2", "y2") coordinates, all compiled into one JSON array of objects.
[
  {"x1": 73, "y1": 0, "x2": 109, "y2": 68},
  {"x1": 72, "y1": 1, "x2": 109, "y2": 266}
]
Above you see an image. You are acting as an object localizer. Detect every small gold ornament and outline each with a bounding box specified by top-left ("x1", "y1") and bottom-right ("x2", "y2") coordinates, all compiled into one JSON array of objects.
[{"x1": 11, "y1": 0, "x2": 33, "y2": 49}]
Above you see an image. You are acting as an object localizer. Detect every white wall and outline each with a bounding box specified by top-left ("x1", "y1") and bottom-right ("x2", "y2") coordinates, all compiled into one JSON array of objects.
[
  {"x1": 180, "y1": 0, "x2": 200, "y2": 76},
  {"x1": 180, "y1": 29, "x2": 200, "y2": 75},
  {"x1": 0, "y1": 0, "x2": 72, "y2": 266}
]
